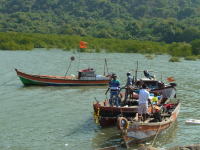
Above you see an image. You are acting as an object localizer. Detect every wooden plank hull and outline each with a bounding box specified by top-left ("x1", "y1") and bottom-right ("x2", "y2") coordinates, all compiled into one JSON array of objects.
[
  {"x1": 120, "y1": 102, "x2": 181, "y2": 147},
  {"x1": 15, "y1": 69, "x2": 110, "y2": 86},
  {"x1": 93, "y1": 101, "x2": 138, "y2": 127},
  {"x1": 99, "y1": 117, "x2": 117, "y2": 128},
  {"x1": 93, "y1": 95, "x2": 177, "y2": 128}
]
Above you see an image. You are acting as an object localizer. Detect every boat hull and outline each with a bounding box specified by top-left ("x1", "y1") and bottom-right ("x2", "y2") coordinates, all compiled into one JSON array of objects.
[
  {"x1": 93, "y1": 101, "x2": 138, "y2": 127},
  {"x1": 120, "y1": 102, "x2": 180, "y2": 147},
  {"x1": 15, "y1": 69, "x2": 110, "y2": 86}
]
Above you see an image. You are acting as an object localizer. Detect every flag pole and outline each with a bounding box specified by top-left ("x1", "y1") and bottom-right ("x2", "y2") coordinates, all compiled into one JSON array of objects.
[{"x1": 78, "y1": 41, "x2": 88, "y2": 71}]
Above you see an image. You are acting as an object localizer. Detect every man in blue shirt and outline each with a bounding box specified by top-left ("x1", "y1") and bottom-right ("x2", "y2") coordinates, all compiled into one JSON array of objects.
[{"x1": 106, "y1": 73, "x2": 120, "y2": 107}]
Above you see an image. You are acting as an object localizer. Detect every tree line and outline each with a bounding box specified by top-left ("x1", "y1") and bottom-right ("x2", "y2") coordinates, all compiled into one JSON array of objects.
[{"x1": 0, "y1": 32, "x2": 200, "y2": 59}]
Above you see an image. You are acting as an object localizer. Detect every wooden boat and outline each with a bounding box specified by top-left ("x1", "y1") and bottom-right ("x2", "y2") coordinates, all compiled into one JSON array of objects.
[
  {"x1": 132, "y1": 62, "x2": 177, "y2": 98},
  {"x1": 134, "y1": 78, "x2": 176, "y2": 96},
  {"x1": 93, "y1": 82, "x2": 176, "y2": 128},
  {"x1": 93, "y1": 62, "x2": 177, "y2": 127},
  {"x1": 170, "y1": 144, "x2": 200, "y2": 150},
  {"x1": 185, "y1": 119, "x2": 200, "y2": 125},
  {"x1": 93, "y1": 99, "x2": 138, "y2": 127},
  {"x1": 133, "y1": 68, "x2": 177, "y2": 94},
  {"x1": 117, "y1": 100, "x2": 180, "y2": 148},
  {"x1": 15, "y1": 68, "x2": 110, "y2": 86}
]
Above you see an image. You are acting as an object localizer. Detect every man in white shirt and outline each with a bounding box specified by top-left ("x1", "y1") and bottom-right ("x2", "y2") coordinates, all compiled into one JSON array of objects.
[{"x1": 138, "y1": 84, "x2": 151, "y2": 121}]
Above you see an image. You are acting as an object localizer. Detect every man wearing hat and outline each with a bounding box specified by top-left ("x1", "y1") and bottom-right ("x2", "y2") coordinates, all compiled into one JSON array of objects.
[
  {"x1": 106, "y1": 73, "x2": 121, "y2": 107},
  {"x1": 124, "y1": 72, "x2": 133, "y2": 101}
]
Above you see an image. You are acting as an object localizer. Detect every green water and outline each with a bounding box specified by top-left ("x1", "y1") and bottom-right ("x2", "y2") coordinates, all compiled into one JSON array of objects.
[{"x1": 0, "y1": 49, "x2": 200, "y2": 150}]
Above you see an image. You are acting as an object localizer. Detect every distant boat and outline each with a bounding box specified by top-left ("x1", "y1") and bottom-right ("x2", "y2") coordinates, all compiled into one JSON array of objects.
[
  {"x1": 15, "y1": 68, "x2": 110, "y2": 86},
  {"x1": 117, "y1": 101, "x2": 180, "y2": 148},
  {"x1": 185, "y1": 119, "x2": 200, "y2": 125}
]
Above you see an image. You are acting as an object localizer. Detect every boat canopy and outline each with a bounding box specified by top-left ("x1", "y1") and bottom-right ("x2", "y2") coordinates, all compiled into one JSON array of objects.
[{"x1": 78, "y1": 68, "x2": 96, "y2": 79}]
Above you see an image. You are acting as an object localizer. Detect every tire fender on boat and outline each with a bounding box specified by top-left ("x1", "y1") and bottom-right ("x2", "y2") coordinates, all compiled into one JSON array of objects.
[{"x1": 117, "y1": 117, "x2": 129, "y2": 130}]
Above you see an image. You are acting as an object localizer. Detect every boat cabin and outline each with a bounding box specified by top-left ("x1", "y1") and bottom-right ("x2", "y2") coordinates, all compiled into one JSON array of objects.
[{"x1": 78, "y1": 68, "x2": 96, "y2": 80}]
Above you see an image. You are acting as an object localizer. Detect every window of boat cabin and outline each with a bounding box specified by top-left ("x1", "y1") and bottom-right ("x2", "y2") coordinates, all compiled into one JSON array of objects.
[{"x1": 78, "y1": 68, "x2": 96, "y2": 78}]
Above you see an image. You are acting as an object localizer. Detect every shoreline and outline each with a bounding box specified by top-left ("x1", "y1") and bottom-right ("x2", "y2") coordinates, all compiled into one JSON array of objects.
[{"x1": 0, "y1": 32, "x2": 199, "y2": 61}]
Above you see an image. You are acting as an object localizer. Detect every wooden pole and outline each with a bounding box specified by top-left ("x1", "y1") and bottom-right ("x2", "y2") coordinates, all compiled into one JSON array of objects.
[
  {"x1": 135, "y1": 61, "x2": 138, "y2": 81},
  {"x1": 105, "y1": 58, "x2": 109, "y2": 74},
  {"x1": 64, "y1": 60, "x2": 72, "y2": 77}
]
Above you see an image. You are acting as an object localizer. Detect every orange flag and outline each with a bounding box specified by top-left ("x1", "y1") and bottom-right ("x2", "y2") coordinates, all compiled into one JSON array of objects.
[
  {"x1": 167, "y1": 77, "x2": 175, "y2": 82},
  {"x1": 79, "y1": 41, "x2": 87, "y2": 49}
]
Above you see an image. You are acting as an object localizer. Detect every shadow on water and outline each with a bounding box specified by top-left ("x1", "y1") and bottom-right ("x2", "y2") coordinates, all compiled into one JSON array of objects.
[
  {"x1": 92, "y1": 126, "x2": 123, "y2": 150},
  {"x1": 92, "y1": 121, "x2": 179, "y2": 150},
  {"x1": 152, "y1": 121, "x2": 179, "y2": 148},
  {"x1": 65, "y1": 120, "x2": 96, "y2": 137},
  {"x1": 16, "y1": 85, "x2": 107, "y2": 92},
  {"x1": 62, "y1": 116, "x2": 123, "y2": 149}
]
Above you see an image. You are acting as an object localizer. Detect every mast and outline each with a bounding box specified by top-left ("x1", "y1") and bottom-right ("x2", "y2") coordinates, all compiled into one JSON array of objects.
[
  {"x1": 104, "y1": 59, "x2": 106, "y2": 76},
  {"x1": 135, "y1": 61, "x2": 138, "y2": 81},
  {"x1": 65, "y1": 56, "x2": 75, "y2": 77},
  {"x1": 105, "y1": 58, "x2": 108, "y2": 75}
]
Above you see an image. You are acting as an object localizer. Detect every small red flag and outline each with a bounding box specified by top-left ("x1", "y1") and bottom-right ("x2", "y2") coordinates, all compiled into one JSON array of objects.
[
  {"x1": 79, "y1": 41, "x2": 87, "y2": 49},
  {"x1": 167, "y1": 77, "x2": 175, "y2": 82}
]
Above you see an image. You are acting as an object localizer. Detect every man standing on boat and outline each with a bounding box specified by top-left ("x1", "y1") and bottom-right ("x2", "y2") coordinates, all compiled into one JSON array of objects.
[
  {"x1": 138, "y1": 84, "x2": 151, "y2": 122},
  {"x1": 124, "y1": 72, "x2": 133, "y2": 101},
  {"x1": 106, "y1": 73, "x2": 121, "y2": 107}
]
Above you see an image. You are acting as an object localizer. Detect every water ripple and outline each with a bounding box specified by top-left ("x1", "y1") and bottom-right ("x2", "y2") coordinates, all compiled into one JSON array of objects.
[{"x1": 0, "y1": 50, "x2": 200, "y2": 150}]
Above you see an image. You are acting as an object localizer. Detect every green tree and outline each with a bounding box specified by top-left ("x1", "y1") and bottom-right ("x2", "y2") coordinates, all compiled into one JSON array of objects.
[
  {"x1": 178, "y1": 8, "x2": 195, "y2": 19},
  {"x1": 125, "y1": 22, "x2": 141, "y2": 39},
  {"x1": 191, "y1": 39, "x2": 200, "y2": 55},
  {"x1": 168, "y1": 42, "x2": 192, "y2": 57}
]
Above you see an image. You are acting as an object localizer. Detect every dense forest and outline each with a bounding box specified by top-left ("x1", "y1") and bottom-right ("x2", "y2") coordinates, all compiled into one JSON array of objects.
[{"x1": 1, "y1": 0, "x2": 200, "y2": 43}]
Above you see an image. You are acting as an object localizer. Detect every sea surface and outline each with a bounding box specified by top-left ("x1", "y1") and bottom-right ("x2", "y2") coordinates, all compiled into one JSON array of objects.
[{"x1": 0, "y1": 49, "x2": 200, "y2": 150}]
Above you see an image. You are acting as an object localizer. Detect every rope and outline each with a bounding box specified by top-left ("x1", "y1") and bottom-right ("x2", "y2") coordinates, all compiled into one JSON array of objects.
[
  {"x1": 105, "y1": 58, "x2": 109, "y2": 74},
  {"x1": 64, "y1": 60, "x2": 72, "y2": 76},
  {"x1": 94, "y1": 108, "x2": 100, "y2": 124},
  {"x1": 151, "y1": 123, "x2": 162, "y2": 147}
]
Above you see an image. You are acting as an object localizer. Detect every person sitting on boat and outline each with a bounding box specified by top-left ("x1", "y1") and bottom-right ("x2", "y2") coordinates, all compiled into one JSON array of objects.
[
  {"x1": 106, "y1": 73, "x2": 121, "y2": 107},
  {"x1": 138, "y1": 84, "x2": 151, "y2": 122},
  {"x1": 143, "y1": 70, "x2": 154, "y2": 80},
  {"x1": 151, "y1": 92, "x2": 159, "y2": 105},
  {"x1": 124, "y1": 72, "x2": 133, "y2": 101}
]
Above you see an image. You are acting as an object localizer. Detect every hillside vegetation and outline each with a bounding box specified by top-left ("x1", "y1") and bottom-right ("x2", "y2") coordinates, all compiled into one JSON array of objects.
[
  {"x1": 1, "y1": 32, "x2": 200, "y2": 59},
  {"x1": 1, "y1": 0, "x2": 200, "y2": 43}
]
